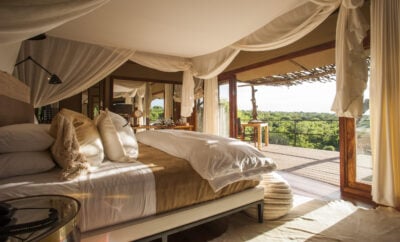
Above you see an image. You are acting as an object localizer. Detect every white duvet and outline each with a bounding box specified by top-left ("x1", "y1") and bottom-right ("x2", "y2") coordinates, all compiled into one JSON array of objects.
[{"x1": 136, "y1": 130, "x2": 276, "y2": 191}]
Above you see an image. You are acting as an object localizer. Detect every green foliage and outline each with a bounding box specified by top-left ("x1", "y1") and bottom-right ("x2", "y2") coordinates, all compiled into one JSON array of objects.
[
  {"x1": 238, "y1": 110, "x2": 340, "y2": 151},
  {"x1": 323, "y1": 145, "x2": 336, "y2": 151},
  {"x1": 150, "y1": 106, "x2": 164, "y2": 122}
]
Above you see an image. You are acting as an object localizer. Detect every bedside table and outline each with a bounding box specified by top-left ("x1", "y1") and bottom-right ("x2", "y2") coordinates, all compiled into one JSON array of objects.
[{"x1": 0, "y1": 195, "x2": 80, "y2": 242}]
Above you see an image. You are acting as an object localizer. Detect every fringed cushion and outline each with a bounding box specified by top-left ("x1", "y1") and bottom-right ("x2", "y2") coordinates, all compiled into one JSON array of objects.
[{"x1": 50, "y1": 109, "x2": 104, "y2": 179}]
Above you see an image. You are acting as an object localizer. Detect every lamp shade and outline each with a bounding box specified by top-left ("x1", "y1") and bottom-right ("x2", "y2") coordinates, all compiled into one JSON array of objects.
[{"x1": 48, "y1": 74, "x2": 62, "y2": 84}]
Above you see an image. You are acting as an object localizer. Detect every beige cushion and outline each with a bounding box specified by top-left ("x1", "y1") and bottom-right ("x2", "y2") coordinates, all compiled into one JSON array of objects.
[
  {"x1": 0, "y1": 123, "x2": 54, "y2": 153},
  {"x1": 0, "y1": 151, "x2": 55, "y2": 179},
  {"x1": 50, "y1": 109, "x2": 104, "y2": 167},
  {"x1": 96, "y1": 110, "x2": 138, "y2": 162}
]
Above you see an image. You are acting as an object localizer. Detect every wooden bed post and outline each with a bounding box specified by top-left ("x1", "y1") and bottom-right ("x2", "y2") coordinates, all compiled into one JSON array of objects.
[{"x1": 228, "y1": 76, "x2": 238, "y2": 138}]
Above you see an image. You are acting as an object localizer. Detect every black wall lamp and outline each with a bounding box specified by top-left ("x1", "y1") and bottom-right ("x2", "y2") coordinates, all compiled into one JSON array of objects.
[{"x1": 14, "y1": 56, "x2": 62, "y2": 84}]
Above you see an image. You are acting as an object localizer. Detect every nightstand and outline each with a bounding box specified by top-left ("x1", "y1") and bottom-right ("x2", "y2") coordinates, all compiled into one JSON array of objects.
[{"x1": 0, "y1": 195, "x2": 80, "y2": 242}]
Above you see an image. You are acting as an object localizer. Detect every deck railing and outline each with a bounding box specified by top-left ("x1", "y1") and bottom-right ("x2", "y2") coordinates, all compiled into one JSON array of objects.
[{"x1": 242, "y1": 119, "x2": 339, "y2": 151}]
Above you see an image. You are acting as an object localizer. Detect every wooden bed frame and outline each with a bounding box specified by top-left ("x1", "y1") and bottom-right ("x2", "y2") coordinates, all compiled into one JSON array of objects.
[{"x1": 0, "y1": 75, "x2": 265, "y2": 242}]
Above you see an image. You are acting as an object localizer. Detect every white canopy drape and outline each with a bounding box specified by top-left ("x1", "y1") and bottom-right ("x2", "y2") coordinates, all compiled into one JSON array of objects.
[
  {"x1": 4, "y1": 0, "x2": 368, "y2": 130},
  {"x1": 0, "y1": 0, "x2": 108, "y2": 73},
  {"x1": 15, "y1": 36, "x2": 134, "y2": 107},
  {"x1": 125, "y1": 0, "x2": 342, "y2": 125},
  {"x1": 331, "y1": 0, "x2": 369, "y2": 117},
  {"x1": 0, "y1": 0, "x2": 108, "y2": 45},
  {"x1": 370, "y1": 0, "x2": 400, "y2": 208}
]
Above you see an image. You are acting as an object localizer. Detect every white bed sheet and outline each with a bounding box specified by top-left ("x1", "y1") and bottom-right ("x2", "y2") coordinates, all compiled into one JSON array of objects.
[{"x1": 0, "y1": 160, "x2": 156, "y2": 232}]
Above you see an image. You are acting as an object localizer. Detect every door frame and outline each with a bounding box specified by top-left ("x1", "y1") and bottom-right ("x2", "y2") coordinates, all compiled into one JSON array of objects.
[{"x1": 340, "y1": 117, "x2": 372, "y2": 199}]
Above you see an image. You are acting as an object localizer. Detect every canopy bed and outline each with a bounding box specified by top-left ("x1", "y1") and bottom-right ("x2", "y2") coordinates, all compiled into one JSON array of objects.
[{"x1": 0, "y1": 75, "x2": 275, "y2": 241}]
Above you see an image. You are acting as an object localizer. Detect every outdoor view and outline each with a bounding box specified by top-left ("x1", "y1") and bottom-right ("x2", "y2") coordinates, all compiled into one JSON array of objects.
[
  {"x1": 219, "y1": 81, "x2": 341, "y2": 150},
  {"x1": 150, "y1": 78, "x2": 372, "y2": 186}
]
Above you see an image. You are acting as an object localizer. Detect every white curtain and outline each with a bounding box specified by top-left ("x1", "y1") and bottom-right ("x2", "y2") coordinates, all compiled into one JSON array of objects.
[
  {"x1": 113, "y1": 79, "x2": 146, "y2": 104},
  {"x1": 180, "y1": 70, "x2": 195, "y2": 117},
  {"x1": 331, "y1": 0, "x2": 369, "y2": 117},
  {"x1": 370, "y1": 0, "x2": 400, "y2": 208},
  {"x1": 135, "y1": 85, "x2": 146, "y2": 125},
  {"x1": 15, "y1": 36, "x2": 134, "y2": 107},
  {"x1": 143, "y1": 82, "x2": 152, "y2": 123},
  {"x1": 203, "y1": 77, "x2": 219, "y2": 135},
  {"x1": 164, "y1": 84, "x2": 173, "y2": 119},
  {"x1": 173, "y1": 84, "x2": 182, "y2": 103},
  {"x1": 0, "y1": 0, "x2": 108, "y2": 45}
]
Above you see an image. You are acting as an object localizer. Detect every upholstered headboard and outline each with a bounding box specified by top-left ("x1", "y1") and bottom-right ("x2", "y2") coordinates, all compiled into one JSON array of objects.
[{"x1": 0, "y1": 71, "x2": 34, "y2": 126}]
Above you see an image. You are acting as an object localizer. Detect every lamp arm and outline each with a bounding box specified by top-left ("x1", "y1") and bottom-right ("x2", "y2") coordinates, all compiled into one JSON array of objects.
[
  {"x1": 14, "y1": 56, "x2": 52, "y2": 75},
  {"x1": 14, "y1": 56, "x2": 31, "y2": 67}
]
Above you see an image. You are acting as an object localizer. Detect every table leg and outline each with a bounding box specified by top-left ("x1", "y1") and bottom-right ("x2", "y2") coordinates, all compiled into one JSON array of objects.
[
  {"x1": 264, "y1": 126, "x2": 269, "y2": 146},
  {"x1": 257, "y1": 127, "x2": 262, "y2": 150}
]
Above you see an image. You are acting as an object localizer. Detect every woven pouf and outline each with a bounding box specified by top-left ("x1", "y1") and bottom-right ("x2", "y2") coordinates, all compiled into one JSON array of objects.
[{"x1": 245, "y1": 172, "x2": 293, "y2": 220}]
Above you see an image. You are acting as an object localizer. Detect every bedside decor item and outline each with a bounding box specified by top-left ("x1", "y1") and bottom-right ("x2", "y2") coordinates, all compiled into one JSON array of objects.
[
  {"x1": 133, "y1": 109, "x2": 143, "y2": 118},
  {"x1": 132, "y1": 109, "x2": 143, "y2": 126},
  {"x1": 152, "y1": 118, "x2": 175, "y2": 128},
  {"x1": 14, "y1": 56, "x2": 62, "y2": 84},
  {"x1": 0, "y1": 195, "x2": 80, "y2": 242}
]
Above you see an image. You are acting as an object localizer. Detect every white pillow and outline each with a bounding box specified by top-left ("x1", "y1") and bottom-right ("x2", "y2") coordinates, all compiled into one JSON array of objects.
[
  {"x1": 0, "y1": 123, "x2": 54, "y2": 153},
  {"x1": 0, "y1": 151, "x2": 55, "y2": 179},
  {"x1": 96, "y1": 110, "x2": 138, "y2": 162}
]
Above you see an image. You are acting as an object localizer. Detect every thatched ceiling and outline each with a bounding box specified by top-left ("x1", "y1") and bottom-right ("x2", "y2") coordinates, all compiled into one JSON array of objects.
[
  {"x1": 236, "y1": 47, "x2": 336, "y2": 85},
  {"x1": 243, "y1": 63, "x2": 336, "y2": 87}
]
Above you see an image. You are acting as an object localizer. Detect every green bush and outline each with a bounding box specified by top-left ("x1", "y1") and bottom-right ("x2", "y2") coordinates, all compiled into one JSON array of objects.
[{"x1": 322, "y1": 145, "x2": 336, "y2": 151}]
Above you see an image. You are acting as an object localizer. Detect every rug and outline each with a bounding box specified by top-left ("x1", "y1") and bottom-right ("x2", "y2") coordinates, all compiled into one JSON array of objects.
[{"x1": 210, "y1": 195, "x2": 400, "y2": 242}]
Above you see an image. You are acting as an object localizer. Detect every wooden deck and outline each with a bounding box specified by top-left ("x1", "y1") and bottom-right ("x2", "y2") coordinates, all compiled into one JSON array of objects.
[
  {"x1": 260, "y1": 144, "x2": 340, "y2": 186},
  {"x1": 258, "y1": 144, "x2": 374, "y2": 207}
]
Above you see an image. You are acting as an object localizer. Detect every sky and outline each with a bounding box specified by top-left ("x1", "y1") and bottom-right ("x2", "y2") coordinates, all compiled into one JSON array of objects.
[
  {"x1": 152, "y1": 80, "x2": 369, "y2": 114},
  {"x1": 220, "y1": 81, "x2": 338, "y2": 113}
]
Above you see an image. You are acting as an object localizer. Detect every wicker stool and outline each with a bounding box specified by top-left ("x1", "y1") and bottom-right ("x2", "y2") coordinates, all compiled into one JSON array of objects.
[{"x1": 246, "y1": 172, "x2": 293, "y2": 220}]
